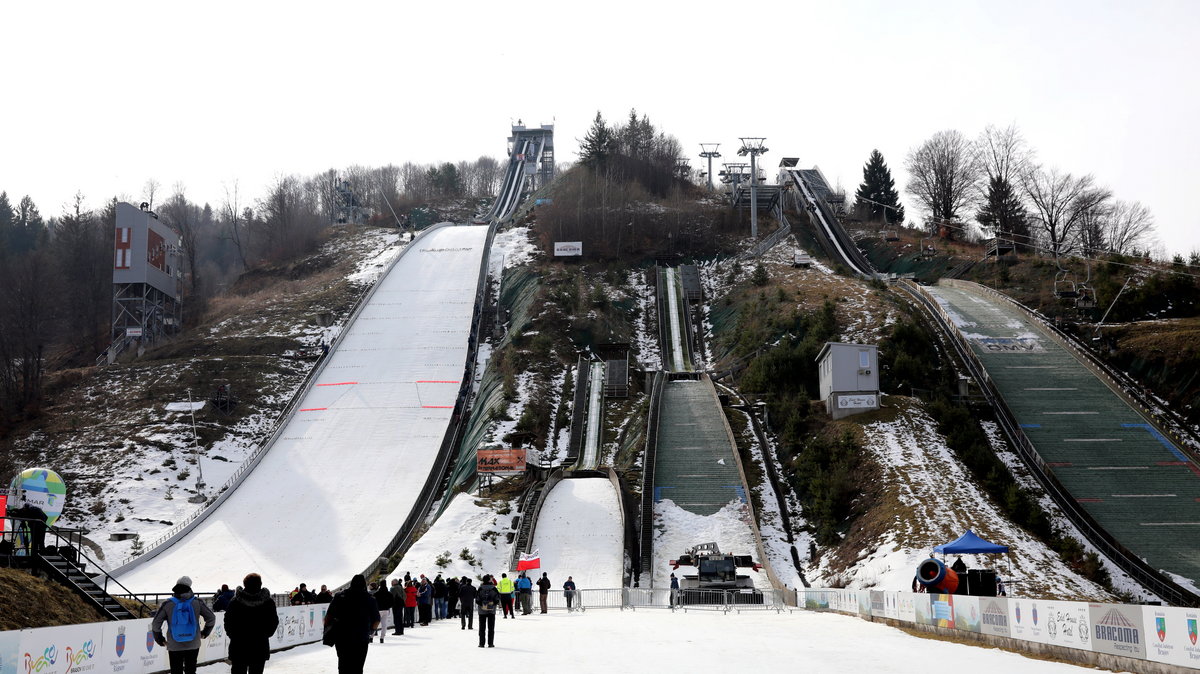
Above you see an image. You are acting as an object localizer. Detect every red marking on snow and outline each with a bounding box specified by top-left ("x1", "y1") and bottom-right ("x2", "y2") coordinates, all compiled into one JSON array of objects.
[
  {"x1": 300, "y1": 407, "x2": 327, "y2": 412},
  {"x1": 422, "y1": 405, "x2": 454, "y2": 409},
  {"x1": 317, "y1": 381, "x2": 357, "y2": 387},
  {"x1": 1047, "y1": 462, "x2": 1073, "y2": 467},
  {"x1": 1076, "y1": 497, "x2": 1103, "y2": 503},
  {"x1": 417, "y1": 380, "x2": 460, "y2": 384},
  {"x1": 1158, "y1": 461, "x2": 1187, "y2": 466}
]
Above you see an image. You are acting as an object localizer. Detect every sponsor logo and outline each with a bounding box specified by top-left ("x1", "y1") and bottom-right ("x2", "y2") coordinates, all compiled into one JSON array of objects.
[
  {"x1": 23, "y1": 646, "x2": 57, "y2": 674},
  {"x1": 116, "y1": 626, "x2": 126, "y2": 657},
  {"x1": 1157, "y1": 617, "x2": 1167, "y2": 642},
  {"x1": 64, "y1": 640, "x2": 96, "y2": 670},
  {"x1": 1015, "y1": 603, "x2": 1021, "y2": 624},
  {"x1": 1094, "y1": 608, "x2": 1141, "y2": 645},
  {"x1": 1189, "y1": 618, "x2": 1197, "y2": 646},
  {"x1": 1032, "y1": 605, "x2": 1039, "y2": 626},
  {"x1": 146, "y1": 631, "x2": 156, "y2": 653},
  {"x1": 983, "y1": 601, "x2": 1009, "y2": 628}
]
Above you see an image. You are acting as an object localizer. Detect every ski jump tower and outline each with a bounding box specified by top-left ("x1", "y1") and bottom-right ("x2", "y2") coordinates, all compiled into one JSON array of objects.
[
  {"x1": 104, "y1": 202, "x2": 183, "y2": 363},
  {"x1": 509, "y1": 121, "x2": 555, "y2": 193}
]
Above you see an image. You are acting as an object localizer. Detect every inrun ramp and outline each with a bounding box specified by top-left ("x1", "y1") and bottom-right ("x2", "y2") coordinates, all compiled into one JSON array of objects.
[
  {"x1": 928, "y1": 283, "x2": 1200, "y2": 585},
  {"x1": 530, "y1": 478, "x2": 624, "y2": 588},
  {"x1": 117, "y1": 224, "x2": 489, "y2": 592},
  {"x1": 653, "y1": 378, "x2": 746, "y2": 516}
]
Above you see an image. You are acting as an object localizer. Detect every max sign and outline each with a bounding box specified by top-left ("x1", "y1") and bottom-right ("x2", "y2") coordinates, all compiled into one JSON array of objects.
[{"x1": 477, "y1": 448, "x2": 527, "y2": 474}]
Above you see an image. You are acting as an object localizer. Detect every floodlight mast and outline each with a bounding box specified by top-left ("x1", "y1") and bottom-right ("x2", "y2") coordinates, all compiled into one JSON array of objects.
[
  {"x1": 699, "y1": 143, "x2": 722, "y2": 190},
  {"x1": 738, "y1": 137, "x2": 769, "y2": 238}
]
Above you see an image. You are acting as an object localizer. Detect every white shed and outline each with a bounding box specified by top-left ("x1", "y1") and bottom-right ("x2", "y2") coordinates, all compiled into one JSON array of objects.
[{"x1": 816, "y1": 342, "x2": 880, "y2": 419}]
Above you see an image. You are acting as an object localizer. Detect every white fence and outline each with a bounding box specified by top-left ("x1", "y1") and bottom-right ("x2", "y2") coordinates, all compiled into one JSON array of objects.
[
  {"x1": 0, "y1": 603, "x2": 327, "y2": 674},
  {"x1": 798, "y1": 588, "x2": 1200, "y2": 670}
]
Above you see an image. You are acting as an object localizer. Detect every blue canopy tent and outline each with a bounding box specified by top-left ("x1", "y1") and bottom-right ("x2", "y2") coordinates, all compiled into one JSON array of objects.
[{"x1": 934, "y1": 530, "x2": 1009, "y2": 554}]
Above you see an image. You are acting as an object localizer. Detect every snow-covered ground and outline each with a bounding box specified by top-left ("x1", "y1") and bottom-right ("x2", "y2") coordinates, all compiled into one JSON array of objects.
[
  {"x1": 531, "y1": 478, "x2": 624, "y2": 588},
  {"x1": 807, "y1": 398, "x2": 1113, "y2": 601},
  {"x1": 197, "y1": 608, "x2": 1105, "y2": 673},
  {"x1": 390, "y1": 492, "x2": 516, "y2": 582},
  {"x1": 115, "y1": 224, "x2": 488, "y2": 592}
]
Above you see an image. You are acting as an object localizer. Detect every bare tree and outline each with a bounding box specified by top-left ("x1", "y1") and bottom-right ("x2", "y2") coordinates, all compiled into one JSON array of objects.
[
  {"x1": 1103, "y1": 200, "x2": 1156, "y2": 255},
  {"x1": 221, "y1": 181, "x2": 249, "y2": 271},
  {"x1": 161, "y1": 185, "x2": 203, "y2": 297},
  {"x1": 977, "y1": 123, "x2": 1033, "y2": 186},
  {"x1": 143, "y1": 179, "x2": 161, "y2": 210},
  {"x1": 904, "y1": 130, "x2": 982, "y2": 238},
  {"x1": 1021, "y1": 167, "x2": 1111, "y2": 258}
]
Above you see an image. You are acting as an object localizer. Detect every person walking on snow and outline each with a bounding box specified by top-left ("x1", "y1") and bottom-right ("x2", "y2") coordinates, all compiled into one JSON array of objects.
[
  {"x1": 516, "y1": 572, "x2": 533, "y2": 615},
  {"x1": 458, "y1": 577, "x2": 476, "y2": 630},
  {"x1": 417, "y1": 577, "x2": 433, "y2": 625},
  {"x1": 223, "y1": 572, "x2": 279, "y2": 674},
  {"x1": 433, "y1": 574, "x2": 448, "y2": 620},
  {"x1": 562, "y1": 576, "x2": 577, "y2": 612},
  {"x1": 536, "y1": 572, "x2": 551, "y2": 614},
  {"x1": 497, "y1": 572, "x2": 516, "y2": 618},
  {"x1": 446, "y1": 576, "x2": 460, "y2": 619},
  {"x1": 476, "y1": 575, "x2": 500, "y2": 647},
  {"x1": 670, "y1": 573, "x2": 680, "y2": 607},
  {"x1": 371, "y1": 579, "x2": 393, "y2": 642},
  {"x1": 151, "y1": 575, "x2": 216, "y2": 674},
  {"x1": 324, "y1": 574, "x2": 380, "y2": 674},
  {"x1": 403, "y1": 580, "x2": 418, "y2": 627}
]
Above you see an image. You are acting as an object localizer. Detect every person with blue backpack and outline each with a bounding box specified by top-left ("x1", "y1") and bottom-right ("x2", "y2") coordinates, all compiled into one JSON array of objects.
[{"x1": 151, "y1": 575, "x2": 216, "y2": 674}]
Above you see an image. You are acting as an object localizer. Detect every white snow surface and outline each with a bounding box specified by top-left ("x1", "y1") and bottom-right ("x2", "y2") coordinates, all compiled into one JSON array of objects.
[
  {"x1": 116, "y1": 224, "x2": 489, "y2": 592},
  {"x1": 196, "y1": 608, "x2": 1104, "y2": 674},
  {"x1": 651, "y1": 499, "x2": 772, "y2": 591},
  {"x1": 390, "y1": 492, "x2": 515, "y2": 582},
  {"x1": 531, "y1": 478, "x2": 624, "y2": 588}
]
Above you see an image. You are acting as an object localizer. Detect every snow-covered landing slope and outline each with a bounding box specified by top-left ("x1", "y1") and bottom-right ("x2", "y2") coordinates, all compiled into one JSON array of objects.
[
  {"x1": 532, "y1": 478, "x2": 624, "y2": 588},
  {"x1": 117, "y1": 224, "x2": 488, "y2": 592}
]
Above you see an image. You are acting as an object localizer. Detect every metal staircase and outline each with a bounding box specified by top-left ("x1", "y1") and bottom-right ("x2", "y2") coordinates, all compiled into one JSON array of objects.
[{"x1": 38, "y1": 549, "x2": 141, "y2": 620}]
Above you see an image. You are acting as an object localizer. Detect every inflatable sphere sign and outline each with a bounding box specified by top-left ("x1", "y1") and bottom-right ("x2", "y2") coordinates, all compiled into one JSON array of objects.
[{"x1": 8, "y1": 467, "x2": 68, "y2": 526}]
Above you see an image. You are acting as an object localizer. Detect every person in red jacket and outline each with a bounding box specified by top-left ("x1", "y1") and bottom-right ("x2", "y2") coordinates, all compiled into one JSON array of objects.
[{"x1": 403, "y1": 580, "x2": 418, "y2": 628}]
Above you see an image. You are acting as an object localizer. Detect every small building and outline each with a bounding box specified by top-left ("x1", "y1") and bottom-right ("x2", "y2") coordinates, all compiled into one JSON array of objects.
[{"x1": 817, "y1": 342, "x2": 880, "y2": 419}]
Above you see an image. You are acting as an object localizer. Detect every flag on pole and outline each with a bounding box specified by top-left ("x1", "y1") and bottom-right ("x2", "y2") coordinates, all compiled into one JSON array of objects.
[{"x1": 516, "y1": 549, "x2": 541, "y2": 571}]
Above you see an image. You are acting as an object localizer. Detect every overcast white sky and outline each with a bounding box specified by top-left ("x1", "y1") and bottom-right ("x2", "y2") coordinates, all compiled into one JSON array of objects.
[{"x1": 3, "y1": 0, "x2": 1198, "y2": 255}]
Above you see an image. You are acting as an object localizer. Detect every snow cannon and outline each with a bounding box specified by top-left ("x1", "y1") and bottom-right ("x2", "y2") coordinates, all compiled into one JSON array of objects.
[{"x1": 916, "y1": 558, "x2": 959, "y2": 594}]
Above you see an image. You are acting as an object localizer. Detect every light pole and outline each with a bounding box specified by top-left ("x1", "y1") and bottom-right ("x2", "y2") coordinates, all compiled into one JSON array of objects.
[
  {"x1": 185, "y1": 390, "x2": 207, "y2": 504},
  {"x1": 738, "y1": 138, "x2": 768, "y2": 238},
  {"x1": 699, "y1": 144, "x2": 721, "y2": 190}
]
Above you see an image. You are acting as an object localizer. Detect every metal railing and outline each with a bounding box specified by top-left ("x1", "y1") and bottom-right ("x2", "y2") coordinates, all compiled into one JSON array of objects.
[
  {"x1": 740, "y1": 217, "x2": 792, "y2": 260},
  {"x1": 895, "y1": 280, "x2": 1199, "y2": 607},
  {"x1": 638, "y1": 372, "x2": 667, "y2": 579}
]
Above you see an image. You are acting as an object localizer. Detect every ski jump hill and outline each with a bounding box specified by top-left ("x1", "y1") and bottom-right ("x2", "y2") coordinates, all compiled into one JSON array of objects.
[{"x1": 117, "y1": 223, "x2": 489, "y2": 592}]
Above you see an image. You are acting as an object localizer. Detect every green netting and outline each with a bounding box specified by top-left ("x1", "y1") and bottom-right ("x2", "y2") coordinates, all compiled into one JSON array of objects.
[
  {"x1": 934, "y1": 284, "x2": 1200, "y2": 582},
  {"x1": 442, "y1": 266, "x2": 543, "y2": 505},
  {"x1": 653, "y1": 380, "x2": 744, "y2": 515}
]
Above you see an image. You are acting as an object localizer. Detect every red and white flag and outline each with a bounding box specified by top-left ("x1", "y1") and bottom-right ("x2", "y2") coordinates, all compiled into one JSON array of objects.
[{"x1": 516, "y1": 549, "x2": 541, "y2": 571}]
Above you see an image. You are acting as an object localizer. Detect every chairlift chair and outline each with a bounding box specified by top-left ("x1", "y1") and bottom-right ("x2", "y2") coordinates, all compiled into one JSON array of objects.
[
  {"x1": 1053, "y1": 270, "x2": 1079, "y2": 299},
  {"x1": 1075, "y1": 284, "x2": 1097, "y2": 309},
  {"x1": 884, "y1": 230, "x2": 900, "y2": 242}
]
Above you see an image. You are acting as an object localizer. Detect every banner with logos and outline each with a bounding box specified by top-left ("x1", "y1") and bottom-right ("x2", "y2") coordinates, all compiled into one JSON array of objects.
[
  {"x1": 978, "y1": 597, "x2": 1010, "y2": 638},
  {"x1": 1143, "y1": 605, "x2": 1200, "y2": 668},
  {"x1": 1089, "y1": 601, "x2": 1146, "y2": 659},
  {"x1": 553, "y1": 242, "x2": 582, "y2": 257},
  {"x1": 2, "y1": 604, "x2": 324, "y2": 674}
]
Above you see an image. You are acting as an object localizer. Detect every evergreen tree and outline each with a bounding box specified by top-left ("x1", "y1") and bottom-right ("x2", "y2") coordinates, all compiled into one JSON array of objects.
[
  {"x1": 578, "y1": 111, "x2": 616, "y2": 169},
  {"x1": 854, "y1": 149, "x2": 904, "y2": 225},
  {"x1": 976, "y1": 176, "x2": 1031, "y2": 250},
  {"x1": 10, "y1": 195, "x2": 46, "y2": 254},
  {"x1": 0, "y1": 191, "x2": 14, "y2": 254}
]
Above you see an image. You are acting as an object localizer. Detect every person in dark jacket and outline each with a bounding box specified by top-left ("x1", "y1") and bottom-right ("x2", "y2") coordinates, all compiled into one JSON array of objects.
[
  {"x1": 315, "y1": 585, "x2": 334, "y2": 603},
  {"x1": 536, "y1": 573, "x2": 551, "y2": 613},
  {"x1": 371, "y1": 580, "x2": 393, "y2": 642},
  {"x1": 212, "y1": 584, "x2": 235, "y2": 612},
  {"x1": 324, "y1": 574, "x2": 380, "y2": 674},
  {"x1": 432, "y1": 574, "x2": 447, "y2": 620},
  {"x1": 562, "y1": 576, "x2": 577, "y2": 612},
  {"x1": 476, "y1": 575, "x2": 500, "y2": 648},
  {"x1": 151, "y1": 576, "x2": 216, "y2": 674},
  {"x1": 459, "y1": 577, "x2": 476, "y2": 630},
  {"x1": 516, "y1": 572, "x2": 533, "y2": 615},
  {"x1": 389, "y1": 578, "x2": 405, "y2": 635},
  {"x1": 446, "y1": 576, "x2": 460, "y2": 619},
  {"x1": 223, "y1": 573, "x2": 279, "y2": 674},
  {"x1": 416, "y1": 577, "x2": 432, "y2": 625}
]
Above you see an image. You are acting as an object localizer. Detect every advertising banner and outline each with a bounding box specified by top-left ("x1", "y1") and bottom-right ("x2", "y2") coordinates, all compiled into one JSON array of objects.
[
  {"x1": 477, "y1": 447, "x2": 527, "y2": 474},
  {"x1": 1009, "y1": 598, "x2": 1049, "y2": 644},
  {"x1": 1143, "y1": 605, "x2": 1200, "y2": 667},
  {"x1": 802, "y1": 590, "x2": 830, "y2": 610},
  {"x1": 914, "y1": 593, "x2": 936, "y2": 626},
  {"x1": 0, "y1": 629, "x2": 18, "y2": 674},
  {"x1": 1089, "y1": 602, "x2": 1146, "y2": 659},
  {"x1": 898, "y1": 592, "x2": 920, "y2": 623},
  {"x1": 18, "y1": 621, "x2": 108, "y2": 674},
  {"x1": 882, "y1": 591, "x2": 900, "y2": 620},
  {"x1": 979, "y1": 597, "x2": 1010, "y2": 638},
  {"x1": 869, "y1": 591, "x2": 886, "y2": 618},
  {"x1": 1040, "y1": 601, "x2": 1092, "y2": 651},
  {"x1": 836, "y1": 394, "x2": 877, "y2": 409},
  {"x1": 553, "y1": 242, "x2": 582, "y2": 257},
  {"x1": 929, "y1": 593, "x2": 956, "y2": 628},
  {"x1": 953, "y1": 595, "x2": 982, "y2": 633},
  {"x1": 101, "y1": 618, "x2": 169, "y2": 673},
  {"x1": 197, "y1": 612, "x2": 228, "y2": 664}
]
